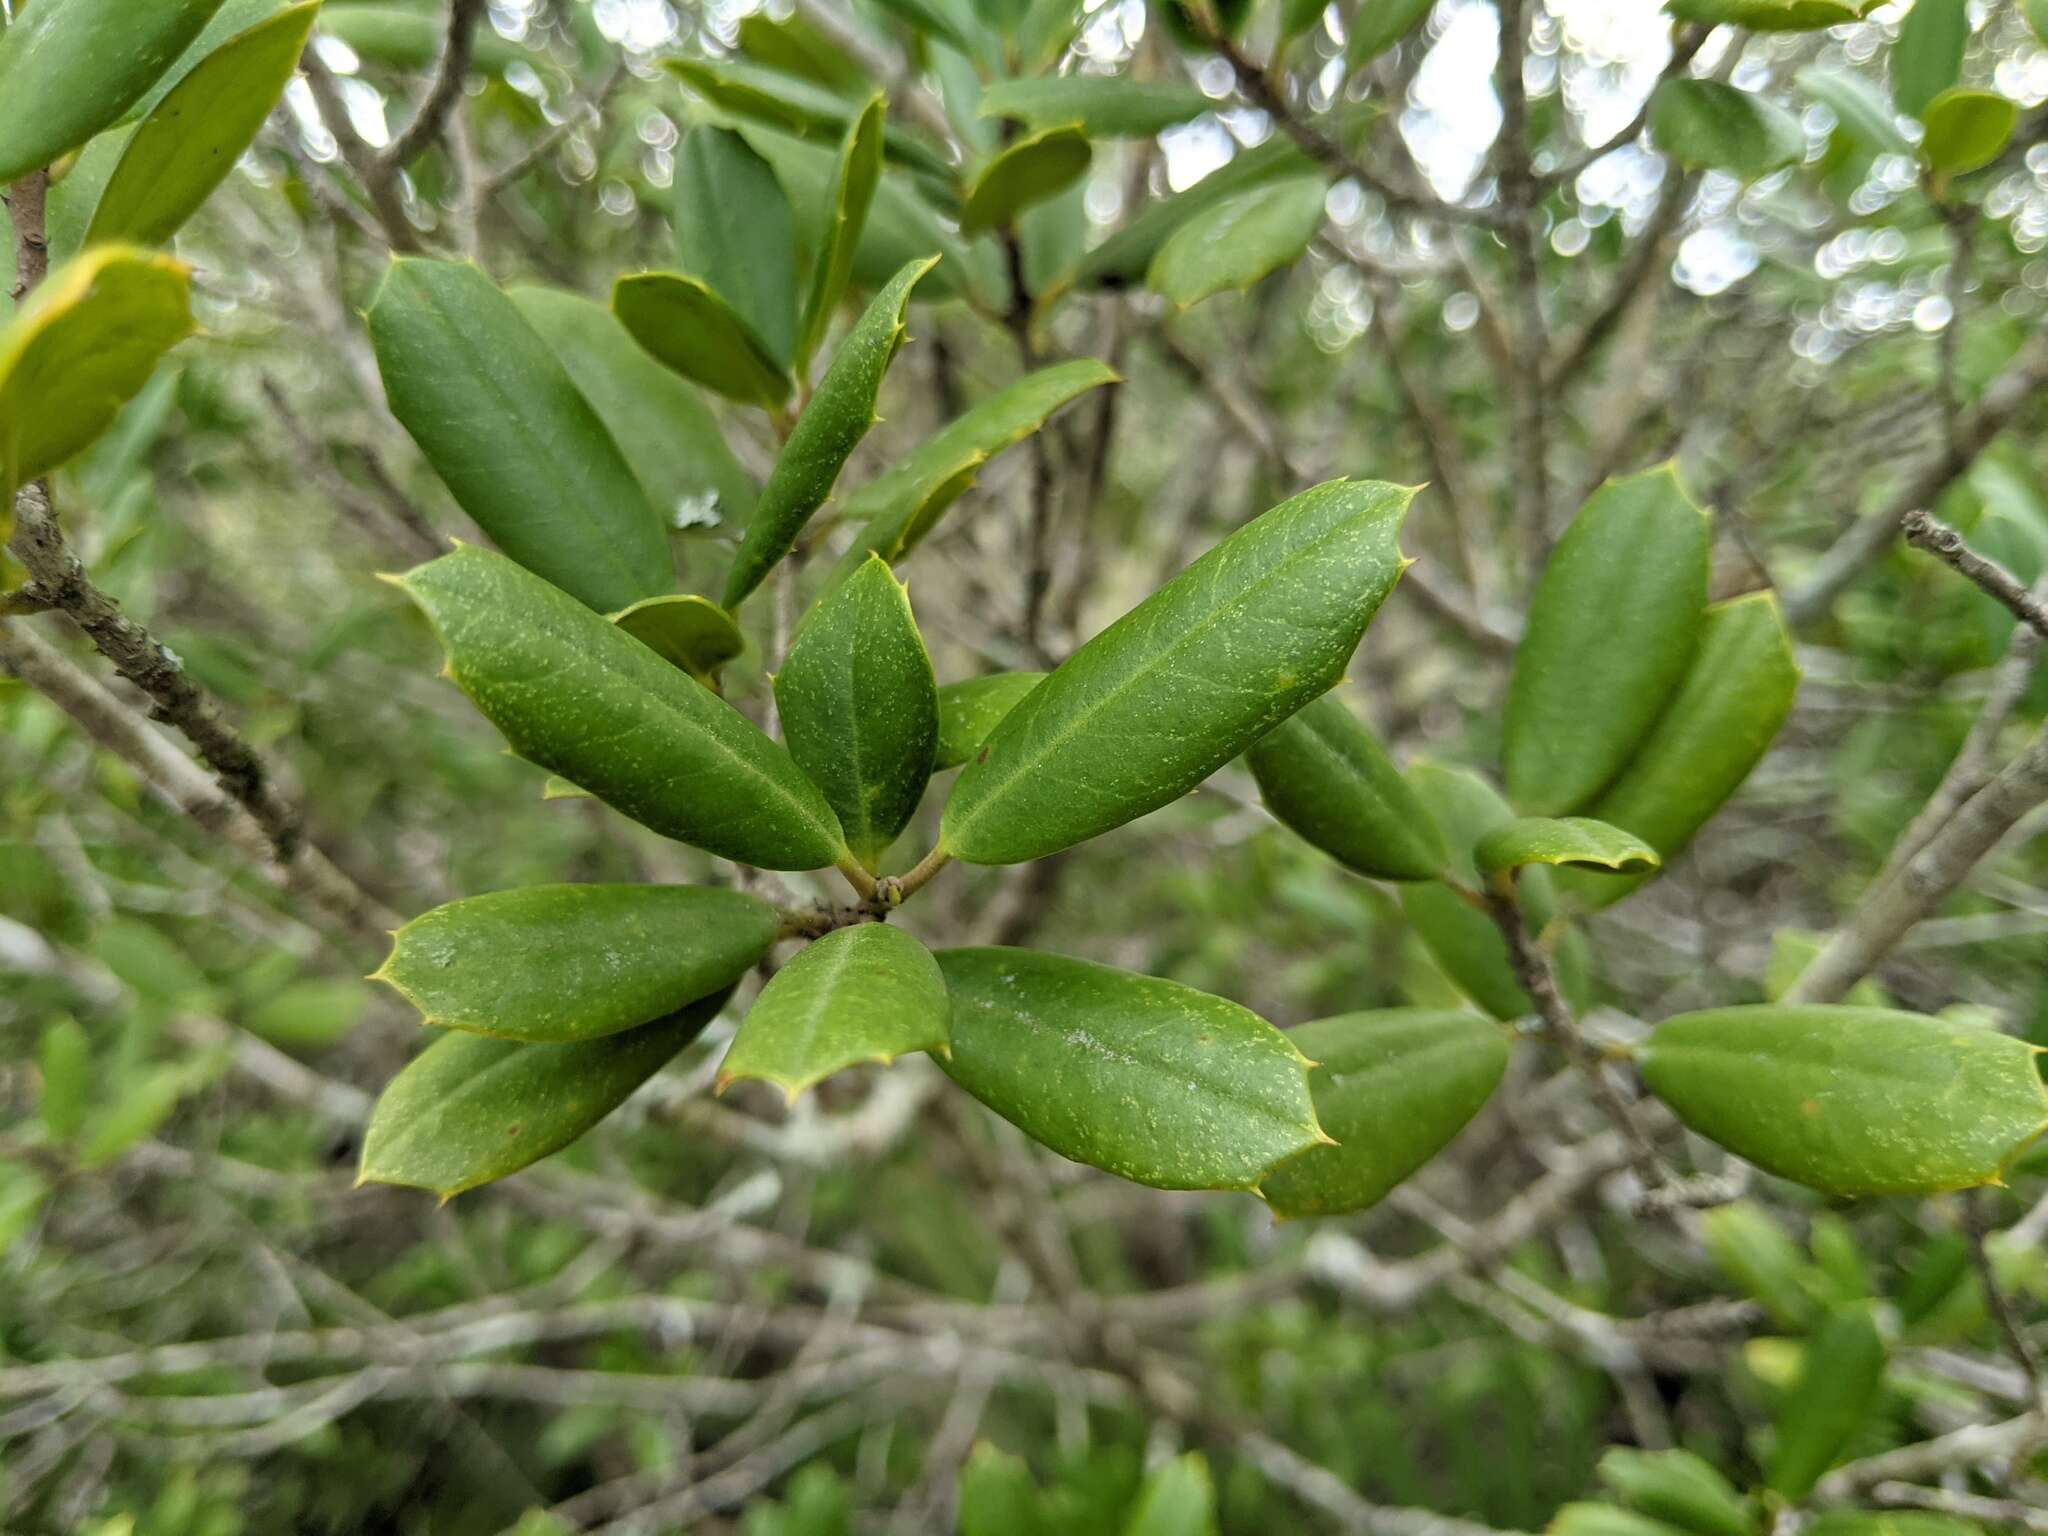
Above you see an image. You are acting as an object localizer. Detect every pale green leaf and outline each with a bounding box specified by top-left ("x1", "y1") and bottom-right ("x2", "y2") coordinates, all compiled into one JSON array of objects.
[
  {"x1": 611, "y1": 594, "x2": 746, "y2": 684},
  {"x1": 978, "y1": 76, "x2": 1211, "y2": 137},
  {"x1": 959, "y1": 125, "x2": 1092, "y2": 236},
  {"x1": 1474, "y1": 817, "x2": 1660, "y2": 880},
  {"x1": 1636, "y1": 1005, "x2": 2048, "y2": 1197},
  {"x1": 1920, "y1": 88, "x2": 2017, "y2": 177},
  {"x1": 1147, "y1": 175, "x2": 1327, "y2": 310},
  {"x1": 1649, "y1": 80, "x2": 1805, "y2": 181},
  {"x1": 1767, "y1": 1304, "x2": 1886, "y2": 1497},
  {"x1": 1595, "y1": 1450, "x2": 1754, "y2": 1536},
  {"x1": 1892, "y1": 0, "x2": 1966, "y2": 120}
]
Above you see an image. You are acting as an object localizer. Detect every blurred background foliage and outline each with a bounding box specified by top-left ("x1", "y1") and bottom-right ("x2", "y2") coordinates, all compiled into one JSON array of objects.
[{"x1": 4, "y1": 0, "x2": 2048, "y2": 1531}]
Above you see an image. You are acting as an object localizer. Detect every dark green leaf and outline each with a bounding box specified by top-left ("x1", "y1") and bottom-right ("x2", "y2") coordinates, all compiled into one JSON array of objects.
[
  {"x1": 1504, "y1": 465, "x2": 1709, "y2": 816},
  {"x1": 943, "y1": 479, "x2": 1413, "y2": 864},
  {"x1": 668, "y1": 58, "x2": 951, "y2": 179},
  {"x1": 509, "y1": 285, "x2": 757, "y2": 528},
  {"x1": 834, "y1": 359, "x2": 1118, "y2": 576},
  {"x1": 776, "y1": 556, "x2": 939, "y2": 868},
  {"x1": 1346, "y1": 0, "x2": 1435, "y2": 67},
  {"x1": 1892, "y1": 0, "x2": 1966, "y2": 120},
  {"x1": 394, "y1": 545, "x2": 847, "y2": 870},
  {"x1": 1636, "y1": 1005, "x2": 2048, "y2": 1197},
  {"x1": 719, "y1": 923, "x2": 950, "y2": 1099},
  {"x1": 1648, "y1": 80, "x2": 1805, "y2": 181},
  {"x1": 935, "y1": 672, "x2": 1047, "y2": 771},
  {"x1": 736, "y1": 11, "x2": 869, "y2": 91},
  {"x1": 319, "y1": 3, "x2": 527, "y2": 71},
  {"x1": 1474, "y1": 817, "x2": 1660, "y2": 880},
  {"x1": 960, "y1": 125, "x2": 1092, "y2": 236},
  {"x1": 797, "y1": 94, "x2": 886, "y2": 372},
  {"x1": 1920, "y1": 88, "x2": 2017, "y2": 177},
  {"x1": 674, "y1": 126, "x2": 799, "y2": 368},
  {"x1": 86, "y1": 1, "x2": 318, "y2": 246},
  {"x1": 1261, "y1": 1009, "x2": 1507, "y2": 1219},
  {"x1": 978, "y1": 76, "x2": 1211, "y2": 137},
  {"x1": 612, "y1": 271, "x2": 792, "y2": 412},
  {"x1": 1595, "y1": 1451, "x2": 1752, "y2": 1536},
  {"x1": 359, "y1": 990, "x2": 728, "y2": 1198},
  {"x1": 1563, "y1": 593, "x2": 1798, "y2": 909},
  {"x1": 0, "y1": 0, "x2": 226, "y2": 183},
  {"x1": 376, "y1": 884, "x2": 777, "y2": 1043},
  {"x1": 611, "y1": 594, "x2": 746, "y2": 684},
  {"x1": 1246, "y1": 689, "x2": 1447, "y2": 883},
  {"x1": 0, "y1": 246, "x2": 192, "y2": 501},
  {"x1": 936, "y1": 947, "x2": 1325, "y2": 1191},
  {"x1": 1061, "y1": 138, "x2": 1313, "y2": 293},
  {"x1": 1767, "y1": 1304, "x2": 1886, "y2": 1498},
  {"x1": 369, "y1": 258, "x2": 670, "y2": 614},
  {"x1": 1147, "y1": 175, "x2": 1327, "y2": 309},
  {"x1": 724, "y1": 256, "x2": 938, "y2": 608}
]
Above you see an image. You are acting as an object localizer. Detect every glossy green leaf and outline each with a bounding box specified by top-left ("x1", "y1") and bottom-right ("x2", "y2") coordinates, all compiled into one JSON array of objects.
[
  {"x1": 1124, "y1": 1453, "x2": 1216, "y2": 1536},
  {"x1": 1397, "y1": 760, "x2": 1558, "y2": 1021},
  {"x1": 85, "y1": 2, "x2": 318, "y2": 246},
  {"x1": 610, "y1": 594, "x2": 745, "y2": 684},
  {"x1": 1766, "y1": 1304, "x2": 1886, "y2": 1498},
  {"x1": 959, "y1": 126, "x2": 1092, "y2": 237},
  {"x1": 723, "y1": 256, "x2": 938, "y2": 608},
  {"x1": 1504, "y1": 466, "x2": 1709, "y2": 816},
  {"x1": 1594, "y1": 1450, "x2": 1752, "y2": 1536},
  {"x1": 935, "y1": 672, "x2": 1047, "y2": 771},
  {"x1": 611, "y1": 271, "x2": 791, "y2": 412},
  {"x1": 797, "y1": 94, "x2": 886, "y2": 372},
  {"x1": 394, "y1": 545, "x2": 846, "y2": 870},
  {"x1": 1261, "y1": 1009, "x2": 1507, "y2": 1219},
  {"x1": 943, "y1": 479, "x2": 1412, "y2": 865},
  {"x1": 1797, "y1": 66, "x2": 1911, "y2": 157},
  {"x1": 775, "y1": 556, "x2": 939, "y2": 868},
  {"x1": 369, "y1": 258, "x2": 669, "y2": 614},
  {"x1": 936, "y1": 947, "x2": 1325, "y2": 1192},
  {"x1": 1892, "y1": 0, "x2": 1966, "y2": 120},
  {"x1": 0, "y1": 246, "x2": 192, "y2": 498},
  {"x1": 359, "y1": 990, "x2": 728, "y2": 1199},
  {"x1": 39, "y1": 1017, "x2": 91, "y2": 1141},
  {"x1": 835, "y1": 359, "x2": 1119, "y2": 577},
  {"x1": 319, "y1": 3, "x2": 526, "y2": 71},
  {"x1": 1636, "y1": 1006, "x2": 2048, "y2": 1197},
  {"x1": 1564, "y1": 593, "x2": 1798, "y2": 909},
  {"x1": 376, "y1": 884, "x2": 777, "y2": 1043},
  {"x1": 1346, "y1": 0, "x2": 1436, "y2": 67},
  {"x1": 1648, "y1": 80, "x2": 1804, "y2": 181},
  {"x1": 1663, "y1": 0, "x2": 1877, "y2": 29},
  {"x1": 1475, "y1": 817, "x2": 1660, "y2": 881},
  {"x1": 978, "y1": 76, "x2": 1211, "y2": 137},
  {"x1": 1147, "y1": 174, "x2": 1327, "y2": 310},
  {"x1": 1246, "y1": 689, "x2": 1447, "y2": 883},
  {"x1": 1060, "y1": 137, "x2": 1311, "y2": 293},
  {"x1": 719, "y1": 923, "x2": 949, "y2": 1099},
  {"x1": 1919, "y1": 88, "x2": 2017, "y2": 177},
  {"x1": 509, "y1": 285, "x2": 757, "y2": 528},
  {"x1": 674, "y1": 126, "x2": 799, "y2": 368},
  {"x1": 0, "y1": 0, "x2": 226, "y2": 184}
]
